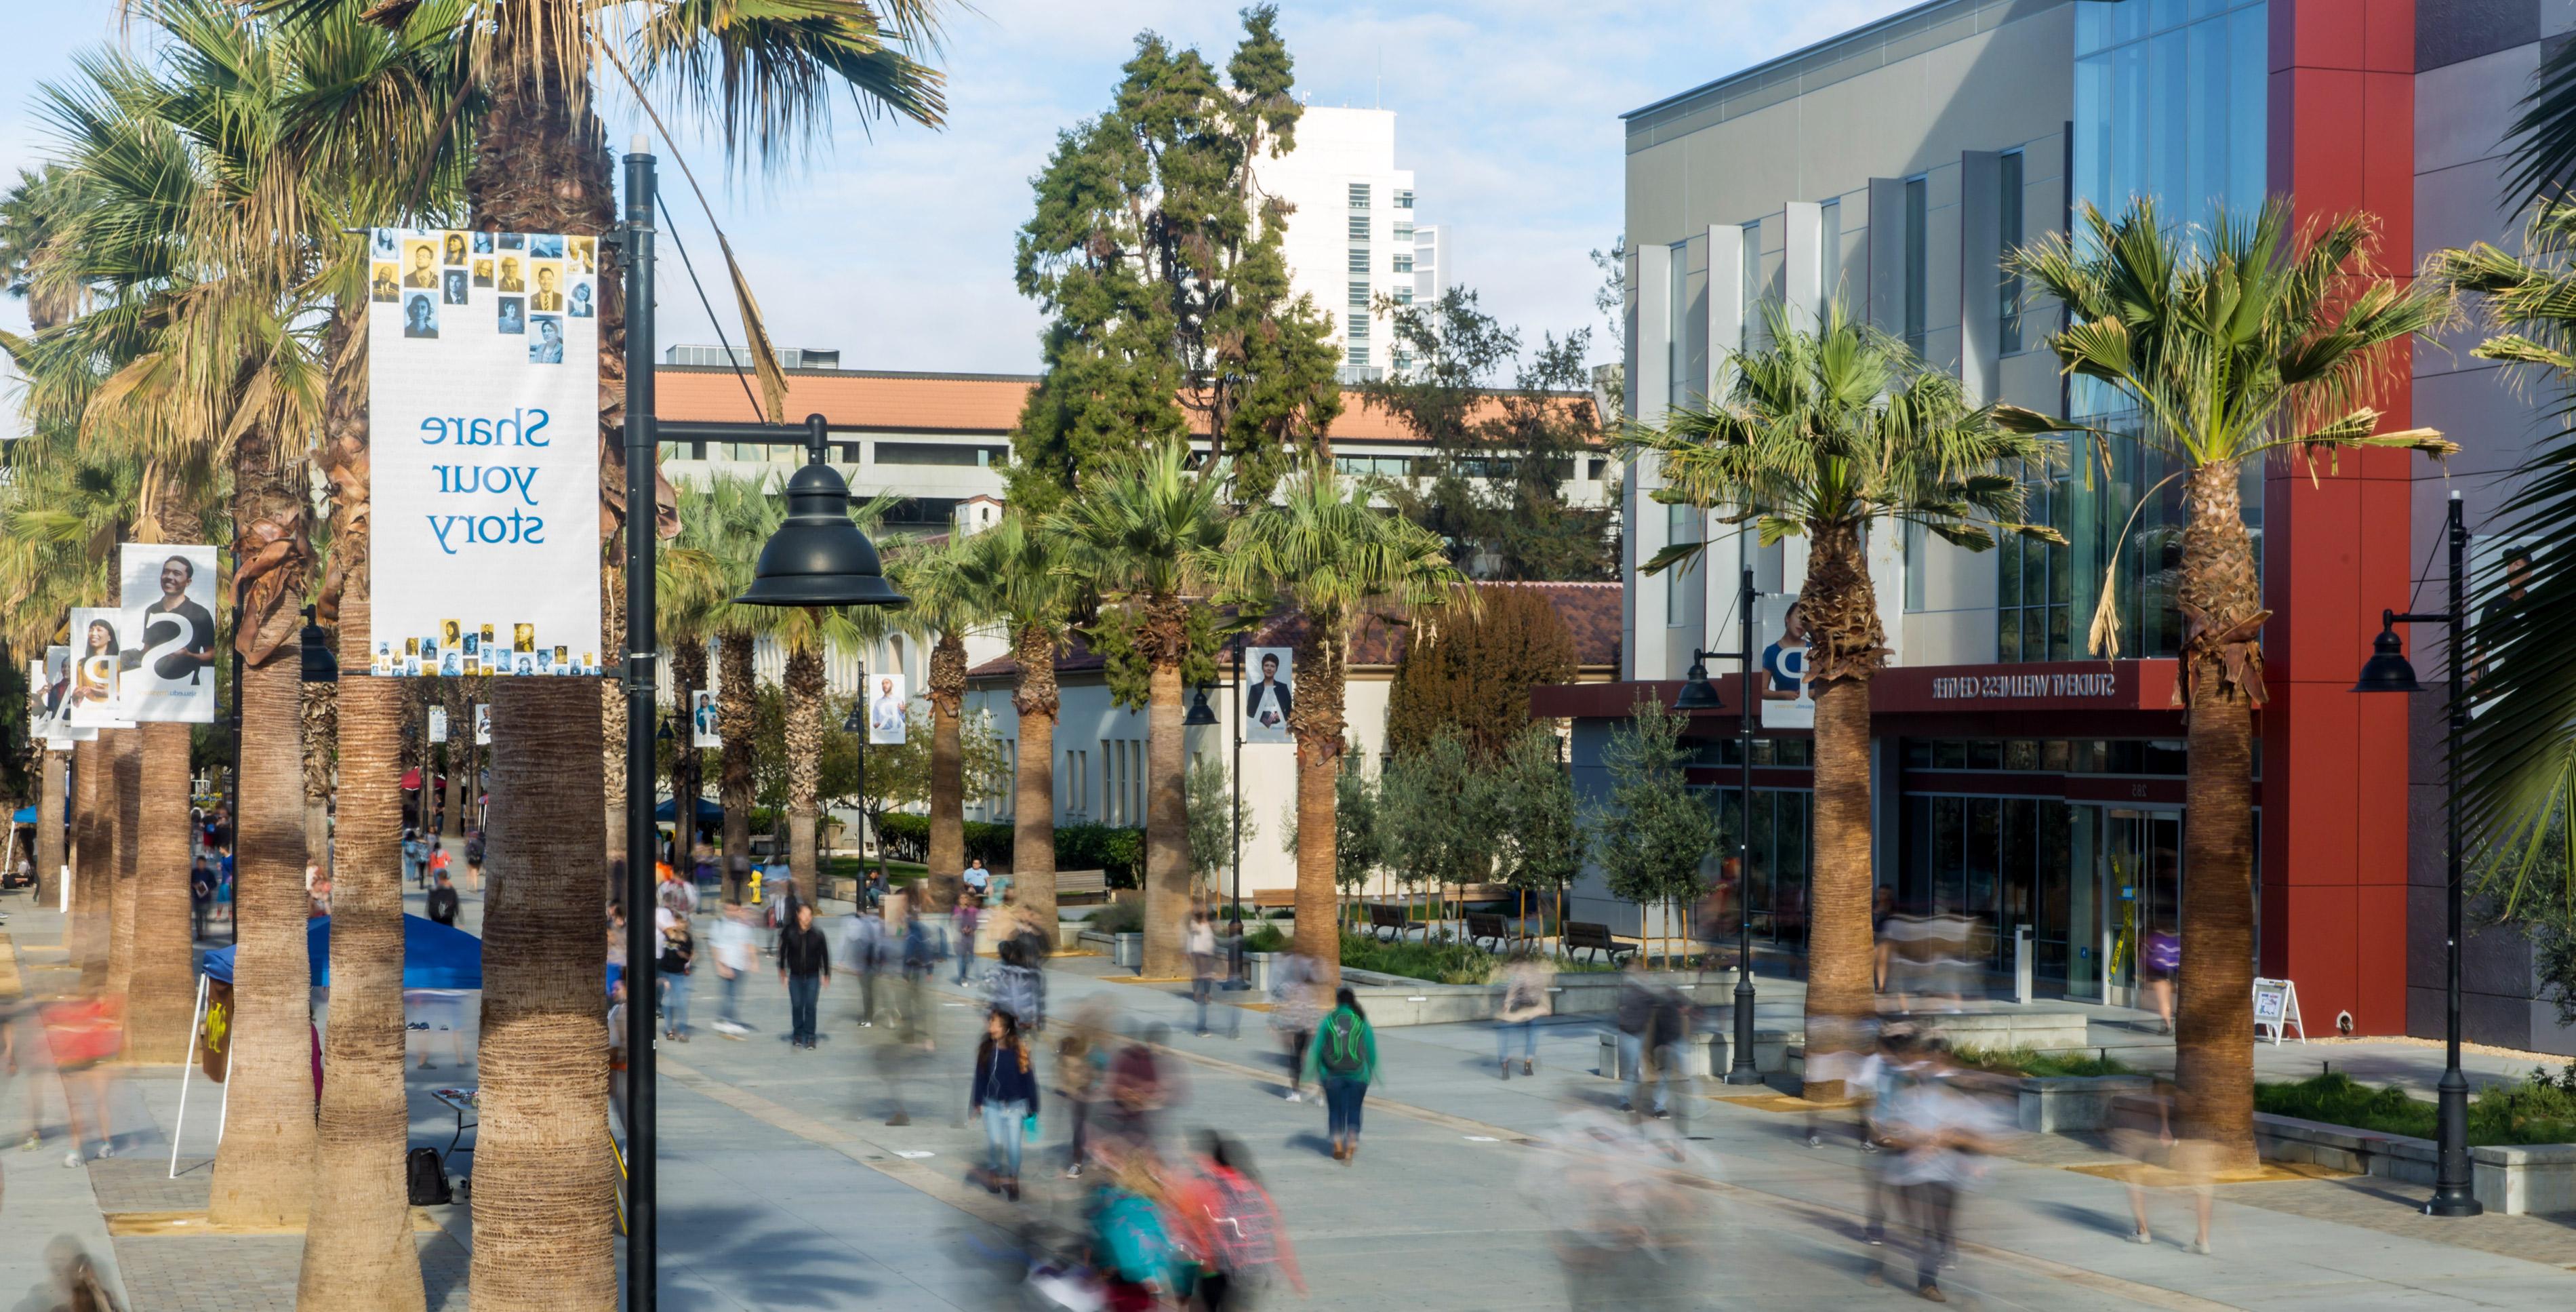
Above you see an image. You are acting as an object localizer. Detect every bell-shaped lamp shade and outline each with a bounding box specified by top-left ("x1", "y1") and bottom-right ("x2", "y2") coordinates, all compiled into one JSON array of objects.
[
  {"x1": 1672, "y1": 654, "x2": 1724, "y2": 711},
  {"x1": 1184, "y1": 686, "x2": 1219, "y2": 726},
  {"x1": 2352, "y1": 624, "x2": 2423, "y2": 694},
  {"x1": 736, "y1": 460, "x2": 909, "y2": 609},
  {"x1": 843, "y1": 702, "x2": 867, "y2": 735},
  {"x1": 299, "y1": 607, "x2": 339, "y2": 684},
  {"x1": 656, "y1": 719, "x2": 675, "y2": 744}
]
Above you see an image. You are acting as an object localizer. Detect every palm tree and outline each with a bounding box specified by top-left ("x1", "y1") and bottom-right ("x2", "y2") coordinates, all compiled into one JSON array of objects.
[
  {"x1": 954, "y1": 509, "x2": 1079, "y2": 927},
  {"x1": 1627, "y1": 303, "x2": 2060, "y2": 1098},
  {"x1": 885, "y1": 532, "x2": 997, "y2": 910},
  {"x1": 2003, "y1": 199, "x2": 2455, "y2": 1165},
  {"x1": 1215, "y1": 459, "x2": 1466, "y2": 978},
  {"x1": 669, "y1": 473, "x2": 771, "y2": 901},
  {"x1": 1048, "y1": 439, "x2": 1232, "y2": 978}
]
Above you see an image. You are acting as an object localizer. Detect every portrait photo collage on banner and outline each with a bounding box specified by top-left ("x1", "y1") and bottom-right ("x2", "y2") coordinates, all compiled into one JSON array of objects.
[{"x1": 366, "y1": 227, "x2": 602, "y2": 679}]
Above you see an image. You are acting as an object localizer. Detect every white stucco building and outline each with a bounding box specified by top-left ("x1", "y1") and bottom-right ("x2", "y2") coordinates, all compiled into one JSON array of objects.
[{"x1": 1252, "y1": 106, "x2": 1430, "y2": 382}]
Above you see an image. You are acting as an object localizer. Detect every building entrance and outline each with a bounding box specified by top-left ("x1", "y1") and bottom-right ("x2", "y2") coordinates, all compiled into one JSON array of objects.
[{"x1": 2095, "y1": 807, "x2": 2182, "y2": 1010}]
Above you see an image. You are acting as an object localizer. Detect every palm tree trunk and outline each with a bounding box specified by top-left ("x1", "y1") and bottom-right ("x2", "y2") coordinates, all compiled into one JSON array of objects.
[
  {"x1": 106, "y1": 726, "x2": 140, "y2": 1001},
  {"x1": 925, "y1": 630, "x2": 967, "y2": 911},
  {"x1": 443, "y1": 681, "x2": 468, "y2": 839},
  {"x1": 37, "y1": 749, "x2": 63, "y2": 908},
  {"x1": 2173, "y1": 459, "x2": 2261, "y2": 1168},
  {"x1": 784, "y1": 644, "x2": 826, "y2": 907},
  {"x1": 304, "y1": 680, "x2": 338, "y2": 871},
  {"x1": 1142, "y1": 646, "x2": 1190, "y2": 980},
  {"x1": 72, "y1": 738, "x2": 106, "y2": 989},
  {"x1": 1290, "y1": 624, "x2": 1345, "y2": 982},
  {"x1": 298, "y1": 317, "x2": 428, "y2": 1312},
  {"x1": 719, "y1": 633, "x2": 755, "y2": 904},
  {"x1": 673, "y1": 639, "x2": 708, "y2": 861},
  {"x1": 208, "y1": 654, "x2": 315, "y2": 1222},
  {"x1": 471, "y1": 677, "x2": 613, "y2": 1312},
  {"x1": 125, "y1": 719, "x2": 199, "y2": 1061},
  {"x1": 1802, "y1": 675, "x2": 1874, "y2": 1099},
  {"x1": 1011, "y1": 623, "x2": 1060, "y2": 930},
  {"x1": 601, "y1": 563, "x2": 627, "y2": 873}
]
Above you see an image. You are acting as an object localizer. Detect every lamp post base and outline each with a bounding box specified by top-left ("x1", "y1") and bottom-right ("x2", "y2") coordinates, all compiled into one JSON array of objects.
[
  {"x1": 2426, "y1": 1071, "x2": 2483, "y2": 1216},
  {"x1": 1723, "y1": 969, "x2": 1764, "y2": 1086}
]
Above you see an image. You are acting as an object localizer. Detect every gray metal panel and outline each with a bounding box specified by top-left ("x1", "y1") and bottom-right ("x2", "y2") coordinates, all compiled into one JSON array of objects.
[
  {"x1": 1958, "y1": 150, "x2": 2002, "y2": 403},
  {"x1": 1867, "y1": 177, "x2": 1906, "y2": 336},
  {"x1": 1704, "y1": 224, "x2": 1744, "y2": 399},
  {"x1": 1627, "y1": 243, "x2": 1674, "y2": 680},
  {"x1": 1780, "y1": 201, "x2": 1826, "y2": 335}
]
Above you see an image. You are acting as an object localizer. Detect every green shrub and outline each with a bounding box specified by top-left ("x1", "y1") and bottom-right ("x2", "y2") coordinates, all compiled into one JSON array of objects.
[
  {"x1": 1241, "y1": 924, "x2": 1289, "y2": 953},
  {"x1": 1337, "y1": 930, "x2": 1496, "y2": 985},
  {"x1": 1055, "y1": 823, "x2": 1146, "y2": 888},
  {"x1": 1953, "y1": 1044, "x2": 2133, "y2": 1079},
  {"x1": 1087, "y1": 901, "x2": 1144, "y2": 936},
  {"x1": 2253, "y1": 1066, "x2": 2576, "y2": 1147},
  {"x1": 866, "y1": 814, "x2": 1013, "y2": 867}
]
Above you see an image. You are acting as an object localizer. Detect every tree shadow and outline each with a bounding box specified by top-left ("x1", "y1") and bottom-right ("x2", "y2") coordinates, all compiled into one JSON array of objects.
[{"x1": 654, "y1": 1201, "x2": 888, "y2": 1310}]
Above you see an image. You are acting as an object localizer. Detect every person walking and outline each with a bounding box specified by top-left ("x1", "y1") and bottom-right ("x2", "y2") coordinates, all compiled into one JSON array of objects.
[
  {"x1": 710, "y1": 903, "x2": 758, "y2": 1037},
  {"x1": 658, "y1": 920, "x2": 696, "y2": 1042},
  {"x1": 1172, "y1": 1132, "x2": 1306, "y2": 1309},
  {"x1": 1614, "y1": 957, "x2": 1661, "y2": 1117},
  {"x1": 1878, "y1": 1039, "x2": 2007, "y2": 1303},
  {"x1": 464, "y1": 831, "x2": 485, "y2": 894},
  {"x1": 1186, "y1": 905, "x2": 1225, "y2": 1037},
  {"x1": 1056, "y1": 1001, "x2": 1111, "y2": 1178},
  {"x1": 1268, "y1": 950, "x2": 1322, "y2": 1104},
  {"x1": 954, "y1": 893, "x2": 982, "y2": 985},
  {"x1": 426, "y1": 869, "x2": 461, "y2": 927},
  {"x1": 427, "y1": 839, "x2": 451, "y2": 894},
  {"x1": 969, "y1": 1008, "x2": 1041, "y2": 1201},
  {"x1": 190, "y1": 858, "x2": 214, "y2": 942},
  {"x1": 402, "y1": 828, "x2": 426, "y2": 890},
  {"x1": 843, "y1": 904, "x2": 885, "y2": 1028},
  {"x1": 778, "y1": 902, "x2": 830, "y2": 1050},
  {"x1": 1493, "y1": 948, "x2": 1550, "y2": 1078},
  {"x1": 1308, "y1": 987, "x2": 1377, "y2": 1164}
]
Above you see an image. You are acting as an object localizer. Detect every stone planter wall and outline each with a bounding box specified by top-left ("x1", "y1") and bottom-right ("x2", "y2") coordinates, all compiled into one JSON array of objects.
[
  {"x1": 2247, "y1": 1112, "x2": 2576, "y2": 1216},
  {"x1": 2015, "y1": 1076, "x2": 2154, "y2": 1133}
]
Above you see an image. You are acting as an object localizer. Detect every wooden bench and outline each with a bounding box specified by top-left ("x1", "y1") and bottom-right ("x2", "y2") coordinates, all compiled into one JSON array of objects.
[
  {"x1": 1249, "y1": 889, "x2": 1297, "y2": 911},
  {"x1": 1560, "y1": 921, "x2": 1634, "y2": 966},
  {"x1": 1055, "y1": 869, "x2": 1109, "y2": 905},
  {"x1": 1364, "y1": 902, "x2": 1414, "y2": 942},
  {"x1": 1466, "y1": 911, "x2": 1517, "y2": 953}
]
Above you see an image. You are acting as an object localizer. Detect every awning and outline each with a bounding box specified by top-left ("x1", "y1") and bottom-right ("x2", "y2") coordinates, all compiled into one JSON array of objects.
[{"x1": 199, "y1": 913, "x2": 481, "y2": 990}]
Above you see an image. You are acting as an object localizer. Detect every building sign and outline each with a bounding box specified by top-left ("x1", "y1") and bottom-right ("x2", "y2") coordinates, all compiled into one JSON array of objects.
[
  {"x1": 2253, "y1": 976, "x2": 2305, "y2": 1045},
  {"x1": 367, "y1": 226, "x2": 600, "y2": 677},
  {"x1": 1928, "y1": 671, "x2": 2123, "y2": 702}
]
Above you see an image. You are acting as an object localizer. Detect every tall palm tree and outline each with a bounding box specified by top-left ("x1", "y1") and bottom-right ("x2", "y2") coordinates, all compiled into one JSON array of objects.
[
  {"x1": 954, "y1": 509, "x2": 1079, "y2": 927},
  {"x1": 671, "y1": 473, "x2": 773, "y2": 902},
  {"x1": 1047, "y1": 439, "x2": 1232, "y2": 978},
  {"x1": 1215, "y1": 459, "x2": 1466, "y2": 979},
  {"x1": 887, "y1": 532, "x2": 996, "y2": 910},
  {"x1": 1627, "y1": 303, "x2": 2060, "y2": 1097},
  {"x1": 2003, "y1": 199, "x2": 2455, "y2": 1164}
]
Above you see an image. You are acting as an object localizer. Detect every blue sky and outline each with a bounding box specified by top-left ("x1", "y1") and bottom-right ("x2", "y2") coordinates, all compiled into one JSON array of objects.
[{"x1": 0, "y1": 1, "x2": 1918, "y2": 391}]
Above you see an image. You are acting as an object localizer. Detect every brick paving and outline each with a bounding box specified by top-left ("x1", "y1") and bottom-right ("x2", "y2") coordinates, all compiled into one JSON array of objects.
[
  {"x1": 87, "y1": 1154, "x2": 213, "y2": 1214},
  {"x1": 2219, "y1": 1175, "x2": 2576, "y2": 1269},
  {"x1": 104, "y1": 1232, "x2": 470, "y2": 1311}
]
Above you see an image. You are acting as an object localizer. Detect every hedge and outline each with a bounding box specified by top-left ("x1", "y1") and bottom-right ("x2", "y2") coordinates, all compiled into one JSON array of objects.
[{"x1": 866, "y1": 814, "x2": 1140, "y2": 886}]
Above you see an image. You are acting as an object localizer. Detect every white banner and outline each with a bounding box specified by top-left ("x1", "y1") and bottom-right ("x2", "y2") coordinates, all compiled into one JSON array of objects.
[
  {"x1": 474, "y1": 702, "x2": 491, "y2": 747},
  {"x1": 428, "y1": 706, "x2": 449, "y2": 744},
  {"x1": 1243, "y1": 646, "x2": 1292, "y2": 744},
  {"x1": 66, "y1": 610, "x2": 136, "y2": 729},
  {"x1": 866, "y1": 672, "x2": 908, "y2": 746},
  {"x1": 690, "y1": 688, "x2": 721, "y2": 749},
  {"x1": 1757, "y1": 593, "x2": 1814, "y2": 730},
  {"x1": 117, "y1": 544, "x2": 220, "y2": 723},
  {"x1": 367, "y1": 226, "x2": 600, "y2": 679}
]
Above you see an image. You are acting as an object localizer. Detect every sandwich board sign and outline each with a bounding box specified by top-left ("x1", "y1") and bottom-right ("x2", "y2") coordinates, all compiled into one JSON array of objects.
[{"x1": 2253, "y1": 977, "x2": 2304, "y2": 1045}]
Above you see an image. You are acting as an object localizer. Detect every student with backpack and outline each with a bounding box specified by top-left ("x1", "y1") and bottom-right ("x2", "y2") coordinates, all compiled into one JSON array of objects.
[
  {"x1": 1306, "y1": 987, "x2": 1378, "y2": 1164},
  {"x1": 968, "y1": 1008, "x2": 1041, "y2": 1201}
]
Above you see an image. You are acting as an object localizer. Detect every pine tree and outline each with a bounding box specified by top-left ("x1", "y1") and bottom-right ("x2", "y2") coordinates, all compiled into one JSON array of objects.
[{"x1": 1385, "y1": 584, "x2": 1579, "y2": 763}]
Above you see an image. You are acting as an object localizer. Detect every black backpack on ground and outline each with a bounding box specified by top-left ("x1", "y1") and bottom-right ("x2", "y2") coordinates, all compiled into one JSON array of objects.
[{"x1": 406, "y1": 1147, "x2": 452, "y2": 1206}]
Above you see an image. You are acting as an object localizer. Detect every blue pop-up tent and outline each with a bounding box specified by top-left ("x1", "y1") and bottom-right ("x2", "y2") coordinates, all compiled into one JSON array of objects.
[
  {"x1": 200, "y1": 913, "x2": 481, "y2": 989},
  {"x1": 11, "y1": 806, "x2": 33, "y2": 824},
  {"x1": 653, "y1": 796, "x2": 723, "y2": 824}
]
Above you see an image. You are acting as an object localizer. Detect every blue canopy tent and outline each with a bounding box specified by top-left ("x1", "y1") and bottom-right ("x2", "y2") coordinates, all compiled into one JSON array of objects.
[
  {"x1": 200, "y1": 913, "x2": 481, "y2": 989},
  {"x1": 653, "y1": 797, "x2": 723, "y2": 824},
  {"x1": 11, "y1": 806, "x2": 33, "y2": 824}
]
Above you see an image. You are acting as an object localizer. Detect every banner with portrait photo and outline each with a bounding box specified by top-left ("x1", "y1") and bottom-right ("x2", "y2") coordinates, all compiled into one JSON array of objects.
[
  {"x1": 864, "y1": 672, "x2": 908, "y2": 746},
  {"x1": 1756, "y1": 593, "x2": 1814, "y2": 730},
  {"x1": 1243, "y1": 647, "x2": 1293, "y2": 744},
  {"x1": 33, "y1": 646, "x2": 93, "y2": 745},
  {"x1": 117, "y1": 544, "x2": 220, "y2": 722},
  {"x1": 428, "y1": 706, "x2": 449, "y2": 744},
  {"x1": 367, "y1": 226, "x2": 600, "y2": 679},
  {"x1": 691, "y1": 689, "x2": 721, "y2": 749},
  {"x1": 66, "y1": 609, "x2": 136, "y2": 729},
  {"x1": 474, "y1": 703, "x2": 491, "y2": 747}
]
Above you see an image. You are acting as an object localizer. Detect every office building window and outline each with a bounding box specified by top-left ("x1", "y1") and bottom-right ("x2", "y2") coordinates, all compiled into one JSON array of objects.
[
  {"x1": 1668, "y1": 240, "x2": 1691, "y2": 410},
  {"x1": 1392, "y1": 253, "x2": 1413, "y2": 273},
  {"x1": 1390, "y1": 350, "x2": 1413, "y2": 372},
  {"x1": 1348, "y1": 281, "x2": 1369, "y2": 307},
  {"x1": 1666, "y1": 503, "x2": 1702, "y2": 626},
  {"x1": 1392, "y1": 188, "x2": 1413, "y2": 209},
  {"x1": 1904, "y1": 520, "x2": 1927, "y2": 612},
  {"x1": 1995, "y1": 458, "x2": 2072, "y2": 661},
  {"x1": 1740, "y1": 222, "x2": 1762, "y2": 347},
  {"x1": 1347, "y1": 215, "x2": 1370, "y2": 240},
  {"x1": 1819, "y1": 198, "x2": 1843, "y2": 313},
  {"x1": 1999, "y1": 151, "x2": 2025, "y2": 355},
  {"x1": 874, "y1": 441, "x2": 1008, "y2": 467},
  {"x1": 1348, "y1": 250, "x2": 1370, "y2": 274},
  {"x1": 1394, "y1": 285, "x2": 1413, "y2": 304},
  {"x1": 1335, "y1": 454, "x2": 1411, "y2": 477},
  {"x1": 1346, "y1": 343, "x2": 1370, "y2": 367},
  {"x1": 1348, "y1": 183, "x2": 1370, "y2": 209},
  {"x1": 1904, "y1": 175, "x2": 1927, "y2": 355},
  {"x1": 1393, "y1": 222, "x2": 1414, "y2": 242},
  {"x1": 1347, "y1": 316, "x2": 1370, "y2": 339}
]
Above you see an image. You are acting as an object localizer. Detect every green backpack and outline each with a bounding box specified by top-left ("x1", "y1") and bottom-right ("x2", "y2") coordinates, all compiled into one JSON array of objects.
[{"x1": 1319, "y1": 1010, "x2": 1367, "y2": 1076}]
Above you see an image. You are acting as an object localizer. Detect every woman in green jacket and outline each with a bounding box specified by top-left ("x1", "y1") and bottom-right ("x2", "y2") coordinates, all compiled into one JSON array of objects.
[{"x1": 1306, "y1": 987, "x2": 1378, "y2": 1164}]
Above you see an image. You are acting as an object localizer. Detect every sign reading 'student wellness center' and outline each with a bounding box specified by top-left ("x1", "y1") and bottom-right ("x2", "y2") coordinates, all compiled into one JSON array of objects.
[{"x1": 366, "y1": 227, "x2": 601, "y2": 677}]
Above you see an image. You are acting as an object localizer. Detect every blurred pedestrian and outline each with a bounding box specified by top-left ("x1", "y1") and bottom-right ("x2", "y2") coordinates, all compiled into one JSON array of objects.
[
  {"x1": 1267, "y1": 950, "x2": 1321, "y2": 1103},
  {"x1": 1308, "y1": 987, "x2": 1377, "y2": 1164},
  {"x1": 464, "y1": 831, "x2": 484, "y2": 894},
  {"x1": 190, "y1": 857, "x2": 214, "y2": 942},
  {"x1": 1173, "y1": 1131, "x2": 1304, "y2": 1309},
  {"x1": 778, "y1": 902, "x2": 830, "y2": 1050},
  {"x1": 1493, "y1": 947, "x2": 1550, "y2": 1078},
  {"x1": 1089, "y1": 1154, "x2": 1184, "y2": 1311},
  {"x1": 1186, "y1": 905, "x2": 1224, "y2": 1037},
  {"x1": 1101, "y1": 1027, "x2": 1175, "y2": 1153},
  {"x1": 1613, "y1": 957, "x2": 1659, "y2": 1117},
  {"x1": 402, "y1": 827, "x2": 426, "y2": 890},
  {"x1": 42, "y1": 995, "x2": 121, "y2": 1168},
  {"x1": 1876, "y1": 1037, "x2": 2007, "y2": 1302},
  {"x1": 711, "y1": 903, "x2": 758, "y2": 1037},
  {"x1": 2143, "y1": 927, "x2": 2179, "y2": 1035},
  {"x1": 1057, "y1": 1000, "x2": 1112, "y2": 1178},
  {"x1": 2116, "y1": 1075, "x2": 2215, "y2": 1254},
  {"x1": 426, "y1": 869, "x2": 460, "y2": 927},
  {"x1": 428, "y1": 839, "x2": 451, "y2": 892},
  {"x1": 841, "y1": 902, "x2": 885, "y2": 1028},
  {"x1": 970, "y1": 1008, "x2": 1041, "y2": 1201},
  {"x1": 1871, "y1": 886, "x2": 1896, "y2": 994},
  {"x1": 658, "y1": 919, "x2": 696, "y2": 1042},
  {"x1": 955, "y1": 892, "x2": 982, "y2": 985},
  {"x1": 982, "y1": 936, "x2": 1047, "y2": 1033}
]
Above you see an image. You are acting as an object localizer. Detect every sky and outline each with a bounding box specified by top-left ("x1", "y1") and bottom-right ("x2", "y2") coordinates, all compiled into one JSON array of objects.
[{"x1": 0, "y1": 0, "x2": 1922, "y2": 401}]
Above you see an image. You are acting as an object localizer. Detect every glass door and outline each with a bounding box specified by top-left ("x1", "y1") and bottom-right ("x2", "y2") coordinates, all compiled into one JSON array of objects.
[{"x1": 2099, "y1": 808, "x2": 2181, "y2": 1008}]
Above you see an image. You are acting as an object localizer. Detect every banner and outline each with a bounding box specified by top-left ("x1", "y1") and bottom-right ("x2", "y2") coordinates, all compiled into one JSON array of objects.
[
  {"x1": 117, "y1": 544, "x2": 220, "y2": 722},
  {"x1": 367, "y1": 226, "x2": 601, "y2": 679},
  {"x1": 428, "y1": 706, "x2": 449, "y2": 744},
  {"x1": 866, "y1": 672, "x2": 908, "y2": 746},
  {"x1": 32, "y1": 649, "x2": 86, "y2": 746},
  {"x1": 1243, "y1": 647, "x2": 1293, "y2": 744},
  {"x1": 66, "y1": 610, "x2": 136, "y2": 730},
  {"x1": 691, "y1": 689, "x2": 721, "y2": 749},
  {"x1": 1756, "y1": 593, "x2": 1814, "y2": 730},
  {"x1": 474, "y1": 703, "x2": 491, "y2": 747}
]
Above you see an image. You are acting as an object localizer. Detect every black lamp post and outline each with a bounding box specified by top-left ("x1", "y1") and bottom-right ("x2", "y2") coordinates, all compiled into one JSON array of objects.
[
  {"x1": 844, "y1": 681, "x2": 872, "y2": 898},
  {"x1": 1676, "y1": 565, "x2": 1763, "y2": 1086},
  {"x1": 609, "y1": 142, "x2": 909, "y2": 1312},
  {"x1": 2353, "y1": 490, "x2": 2480, "y2": 1217}
]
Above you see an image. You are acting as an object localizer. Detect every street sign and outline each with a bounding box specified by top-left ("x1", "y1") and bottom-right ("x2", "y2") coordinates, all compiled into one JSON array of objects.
[{"x1": 2253, "y1": 976, "x2": 2305, "y2": 1045}]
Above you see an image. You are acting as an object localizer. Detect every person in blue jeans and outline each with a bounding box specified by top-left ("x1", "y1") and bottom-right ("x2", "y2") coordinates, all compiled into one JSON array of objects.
[
  {"x1": 969, "y1": 1008, "x2": 1040, "y2": 1200},
  {"x1": 1306, "y1": 987, "x2": 1378, "y2": 1164},
  {"x1": 954, "y1": 893, "x2": 982, "y2": 984},
  {"x1": 777, "y1": 902, "x2": 830, "y2": 1049}
]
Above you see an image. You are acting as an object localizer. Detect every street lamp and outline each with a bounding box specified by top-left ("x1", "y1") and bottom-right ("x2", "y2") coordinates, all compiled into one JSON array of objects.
[
  {"x1": 1184, "y1": 685, "x2": 1218, "y2": 726},
  {"x1": 299, "y1": 605, "x2": 338, "y2": 684},
  {"x1": 2352, "y1": 490, "x2": 2480, "y2": 1218},
  {"x1": 1679, "y1": 565, "x2": 1764, "y2": 1086}
]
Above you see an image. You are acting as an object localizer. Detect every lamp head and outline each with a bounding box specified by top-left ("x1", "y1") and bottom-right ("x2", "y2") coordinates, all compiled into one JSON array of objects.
[
  {"x1": 2352, "y1": 616, "x2": 2422, "y2": 694},
  {"x1": 1671, "y1": 650, "x2": 1724, "y2": 712},
  {"x1": 299, "y1": 605, "x2": 339, "y2": 684},
  {"x1": 1184, "y1": 685, "x2": 1219, "y2": 726},
  {"x1": 736, "y1": 414, "x2": 910, "y2": 609}
]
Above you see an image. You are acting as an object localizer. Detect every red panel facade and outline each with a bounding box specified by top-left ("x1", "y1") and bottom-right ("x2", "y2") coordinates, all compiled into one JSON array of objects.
[{"x1": 2259, "y1": 0, "x2": 2417, "y2": 1035}]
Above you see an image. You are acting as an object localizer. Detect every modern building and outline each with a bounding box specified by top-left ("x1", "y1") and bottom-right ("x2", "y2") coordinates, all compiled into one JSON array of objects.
[
  {"x1": 961, "y1": 584, "x2": 1624, "y2": 901},
  {"x1": 1543, "y1": 0, "x2": 2569, "y2": 1049},
  {"x1": 1411, "y1": 222, "x2": 1452, "y2": 310},
  {"x1": 1252, "y1": 106, "x2": 1430, "y2": 381}
]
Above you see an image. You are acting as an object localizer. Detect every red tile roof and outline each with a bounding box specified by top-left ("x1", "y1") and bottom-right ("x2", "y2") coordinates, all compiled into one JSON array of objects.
[{"x1": 967, "y1": 582, "x2": 1622, "y2": 682}]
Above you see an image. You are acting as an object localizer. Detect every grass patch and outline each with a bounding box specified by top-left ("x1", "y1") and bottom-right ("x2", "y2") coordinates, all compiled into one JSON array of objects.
[
  {"x1": 1954, "y1": 1044, "x2": 2133, "y2": 1078},
  {"x1": 1339, "y1": 931, "x2": 1496, "y2": 985},
  {"x1": 2253, "y1": 1066, "x2": 2576, "y2": 1147}
]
